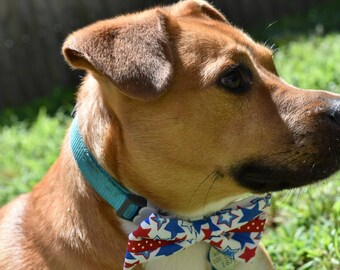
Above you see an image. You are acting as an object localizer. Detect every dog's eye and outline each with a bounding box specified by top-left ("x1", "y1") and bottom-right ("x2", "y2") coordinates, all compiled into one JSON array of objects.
[{"x1": 218, "y1": 66, "x2": 252, "y2": 93}]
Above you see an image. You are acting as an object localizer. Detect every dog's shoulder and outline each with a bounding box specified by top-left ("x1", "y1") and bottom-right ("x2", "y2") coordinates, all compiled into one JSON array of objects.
[
  {"x1": 0, "y1": 194, "x2": 30, "y2": 269},
  {"x1": 0, "y1": 194, "x2": 52, "y2": 269}
]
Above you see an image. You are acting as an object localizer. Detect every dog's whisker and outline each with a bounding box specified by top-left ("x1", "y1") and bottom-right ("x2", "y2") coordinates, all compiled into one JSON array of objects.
[
  {"x1": 310, "y1": 162, "x2": 316, "y2": 173},
  {"x1": 258, "y1": 142, "x2": 296, "y2": 156},
  {"x1": 271, "y1": 152, "x2": 301, "y2": 168},
  {"x1": 265, "y1": 149, "x2": 294, "y2": 159},
  {"x1": 286, "y1": 152, "x2": 309, "y2": 166},
  {"x1": 185, "y1": 171, "x2": 215, "y2": 213},
  {"x1": 264, "y1": 20, "x2": 278, "y2": 33},
  {"x1": 293, "y1": 186, "x2": 306, "y2": 205},
  {"x1": 282, "y1": 189, "x2": 294, "y2": 204},
  {"x1": 261, "y1": 141, "x2": 295, "y2": 150},
  {"x1": 202, "y1": 176, "x2": 218, "y2": 217}
]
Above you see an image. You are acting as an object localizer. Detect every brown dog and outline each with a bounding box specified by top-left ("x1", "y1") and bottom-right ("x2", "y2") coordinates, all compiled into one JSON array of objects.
[{"x1": 0, "y1": 1, "x2": 339, "y2": 269}]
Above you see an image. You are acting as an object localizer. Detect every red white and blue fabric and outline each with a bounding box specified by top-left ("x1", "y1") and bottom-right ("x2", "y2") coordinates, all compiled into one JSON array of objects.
[{"x1": 124, "y1": 194, "x2": 271, "y2": 269}]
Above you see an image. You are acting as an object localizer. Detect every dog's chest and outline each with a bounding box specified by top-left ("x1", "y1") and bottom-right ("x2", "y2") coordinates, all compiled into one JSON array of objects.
[{"x1": 143, "y1": 242, "x2": 211, "y2": 270}]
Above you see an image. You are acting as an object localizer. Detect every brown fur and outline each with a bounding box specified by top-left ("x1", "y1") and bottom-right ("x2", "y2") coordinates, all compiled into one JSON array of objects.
[{"x1": 1, "y1": 1, "x2": 339, "y2": 269}]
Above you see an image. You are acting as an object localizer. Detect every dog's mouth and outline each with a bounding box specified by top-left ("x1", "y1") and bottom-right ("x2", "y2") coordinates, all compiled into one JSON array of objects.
[{"x1": 233, "y1": 158, "x2": 340, "y2": 193}]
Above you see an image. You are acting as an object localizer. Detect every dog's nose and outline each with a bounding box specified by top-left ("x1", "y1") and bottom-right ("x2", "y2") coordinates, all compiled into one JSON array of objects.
[{"x1": 327, "y1": 102, "x2": 340, "y2": 126}]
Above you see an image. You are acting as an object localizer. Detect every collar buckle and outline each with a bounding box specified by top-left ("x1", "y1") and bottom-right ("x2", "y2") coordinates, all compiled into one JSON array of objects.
[{"x1": 117, "y1": 193, "x2": 147, "y2": 221}]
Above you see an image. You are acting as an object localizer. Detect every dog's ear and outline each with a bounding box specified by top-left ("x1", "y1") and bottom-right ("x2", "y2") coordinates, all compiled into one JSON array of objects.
[
  {"x1": 171, "y1": 0, "x2": 228, "y2": 23},
  {"x1": 62, "y1": 11, "x2": 173, "y2": 101}
]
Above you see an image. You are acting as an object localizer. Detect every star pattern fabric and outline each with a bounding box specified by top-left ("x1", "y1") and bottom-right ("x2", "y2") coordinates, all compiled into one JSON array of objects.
[{"x1": 124, "y1": 194, "x2": 271, "y2": 269}]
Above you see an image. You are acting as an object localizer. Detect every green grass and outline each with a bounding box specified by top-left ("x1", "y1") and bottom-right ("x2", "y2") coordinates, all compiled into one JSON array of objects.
[
  {"x1": 263, "y1": 181, "x2": 340, "y2": 270},
  {"x1": 274, "y1": 34, "x2": 340, "y2": 93},
  {"x1": 0, "y1": 6, "x2": 340, "y2": 270},
  {"x1": 0, "y1": 109, "x2": 70, "y2": 205}
]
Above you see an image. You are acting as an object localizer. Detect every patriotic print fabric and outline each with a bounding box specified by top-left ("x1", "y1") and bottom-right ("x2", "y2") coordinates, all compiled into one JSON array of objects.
[{"x1": 124, "y1": 194, "x2": 271, "y2": 269}]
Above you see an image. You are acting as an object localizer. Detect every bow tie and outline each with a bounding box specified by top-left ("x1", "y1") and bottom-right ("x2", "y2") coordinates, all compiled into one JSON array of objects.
[{"x1": 124, "y1": 194, "x2": 271, "y2": 269}]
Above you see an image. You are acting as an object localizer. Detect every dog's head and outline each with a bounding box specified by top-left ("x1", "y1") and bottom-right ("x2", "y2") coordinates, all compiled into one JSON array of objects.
[{"x1": 63, "y1": 0, "x2": 340, "y2": 216}]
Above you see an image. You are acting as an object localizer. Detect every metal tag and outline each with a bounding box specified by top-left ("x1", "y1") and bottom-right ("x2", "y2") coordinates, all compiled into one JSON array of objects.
[{"x1": 209, "y1": 247, "x2": 240, "y2": 270}]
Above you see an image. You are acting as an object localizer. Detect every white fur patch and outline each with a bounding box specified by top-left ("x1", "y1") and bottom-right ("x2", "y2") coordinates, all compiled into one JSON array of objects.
[
  {"x1": 0, "y1": 196, "x2": 27, "y2": 267},
  {"x1": 144, "y1": 242, "x2": 210, "y2": 270}
]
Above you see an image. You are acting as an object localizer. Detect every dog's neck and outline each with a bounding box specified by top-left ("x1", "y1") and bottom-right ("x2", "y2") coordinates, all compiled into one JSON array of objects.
[
  {"x1": 23, "y1": 77, "x2": 129, "y2": 268},
  {"x1": 75, "y1": 76, "x2": 118, "y2": 171}
]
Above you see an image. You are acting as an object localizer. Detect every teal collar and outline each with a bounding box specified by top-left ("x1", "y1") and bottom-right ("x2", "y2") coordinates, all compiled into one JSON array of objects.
[{"x1": 69, "y1": 117, "x2": 147, "y2": 222}]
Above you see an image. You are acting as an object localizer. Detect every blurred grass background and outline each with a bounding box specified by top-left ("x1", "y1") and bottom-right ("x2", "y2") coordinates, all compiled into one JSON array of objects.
[
  {"x1": 253, "y1": 3, "x2": 340, "y2": 269},
  {"x1": 0, "y1": 1, "x2": 339, "y2": 269}
]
